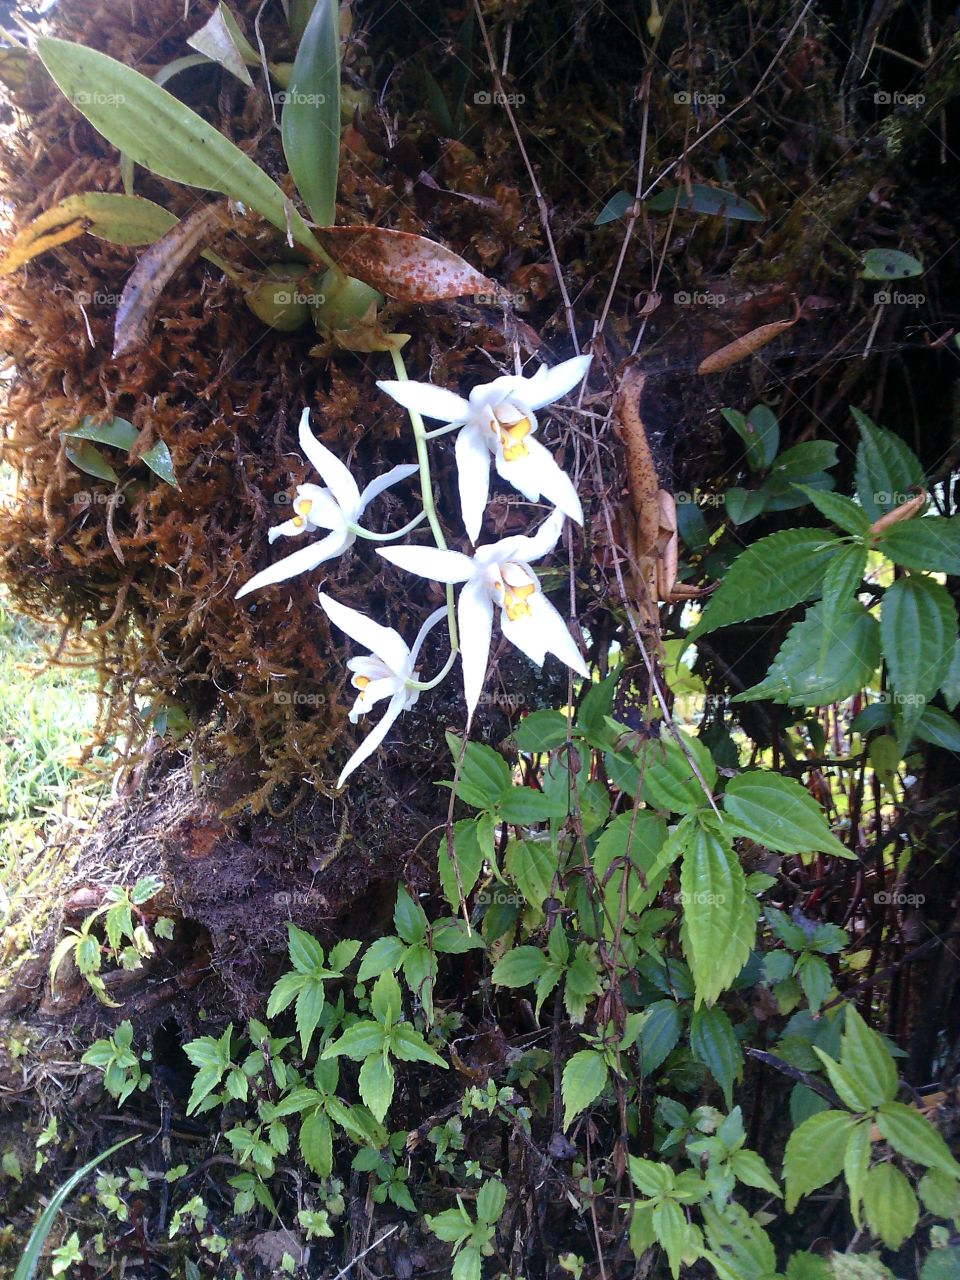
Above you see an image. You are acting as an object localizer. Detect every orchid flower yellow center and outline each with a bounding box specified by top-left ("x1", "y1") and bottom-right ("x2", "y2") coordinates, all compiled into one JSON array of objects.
[
  {"x1": 489, "y1": 407, "x2": 533, "y2": 462},
  {"x1": 495, "y1": 564, "x2": 538, "y2": 621},
  {"x1": 352, "y1": 673, "x2": 370, "y2": 690}
]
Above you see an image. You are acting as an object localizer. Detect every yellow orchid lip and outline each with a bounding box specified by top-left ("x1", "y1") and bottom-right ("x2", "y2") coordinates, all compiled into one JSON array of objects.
[
  {"x1": 352, "y1": 674, "x2": 370, "y2": 690},
  {"x1": 503, "y1": 578, "x2": 536, "y2": 621},
  {"x1": 489, "y1": 411, "x2": 532, "y2": 462}
]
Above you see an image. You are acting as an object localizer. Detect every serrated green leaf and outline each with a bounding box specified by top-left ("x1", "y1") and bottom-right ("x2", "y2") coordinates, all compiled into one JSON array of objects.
[
  {"x1": 941, "y1": 639, "x2": 960, "y2": 711},
  {"x1": 701, "y1": 1202, "x2": 776, "y2": 1280},
  {"x1": 919, "y1": 1167, "x2": 960, "y2": 1219},
  {"x1": 915, "y1": 705, "x2": 960, "y2": 751},
  {"x1": 356, "y1": 935, "x2": 405, "y2": 985},
  {"x1": 476, "y1": 1178, "x2": 507, "y2": 1226},
  {"x1": 438, "y1": 816, "x2": 489, "y2": 910},
  {"x1": 689, "y1": 1006, "x2": 742, "y2": 1107},
  {"x1": 796, "y1": 486, "x2": 871, "y2": 535},
  {"x1": 844, "y1": 1118, "x2": 871, "y2": 1228},
  {"x1": 729, "y1": 1149, "x2": 781, "y2": 1197},
  {"x1": 36, "y1": 37, "x2": 322, "y2": 256},
  {"x1": 689, "y1": 528, "x2": 840, "y2": 641},
  {"x1": 881, "y1": 575, "x2": 957, "y2": 733},
  {"x1": 840, "y1": 1007, "x2": 898, "y2": 1106},
  {"x1": 795, "y1": 952, "x2": 833, "y2": 1014},
  {"x1": 632, "y1": 1000, "x2": 684, "y2": 1076},
  {"x1": 734, "y1": 599, "x2": 880, "y2": 708},
  {"x1": 491, "y1": 946, "x2": 546, "y2": 988},
  {"x1": 513, "y1": 709, "x2": 570, "y2": 751},
  {"x1": 722, "y1": 772, "x2": 851, "y2": 858},
  {"x1": 862, "y1": 1162, "x2": 918, "y2": 1248},
  {"x1": 390, "y1": 1024, "x2": 447, "y2": 1067},
  {"x1": 877, "y1": 515, "x2": 960, "y2": 575},
  {"x1": 266, "y1": 971, "x2": 304, "y2": 1019},
  {"x1": 724, "y1": 486, "x2": 768, "y2": 525},
  {"x1": 813, "y1": 1046, "x2": 875, "y2": 1111},
  {"x1": 358, "y1": 1053, "x2": 394, "y2": 1122},
  {"x1": 821, "y1": 543, "x2": 868, "y2": 618},
  {"x1": 561, "y1": 1049, "x2": 609, "y2": 1130},
  {"x1": 591, "y1": 809, "x2": 670, "y2": 925},
  {"x1": 876, "y1": 1102, "x2": 960, "y2": 1177},
  {"x1": 640, "y1": 728, "x2": 716, "y2": 813},
  {"x1": 445, "y1": 733, "x2": 512, "y2": 807},
  {"x1": 287, "y1": 922, "x2": 325, "y2": 974},
  {"x1": 852, "y1": 411, "x2": 925, "y2": 523},
  {"x1": 295, "y1": 978, "x2": 326, "y2": 1056},
  {"x1": 679, "y1": 823, "x2": 755, "y2": 1006},
  {"x1": 393, "y1": 885, "x2": 426, "y2": 945},
  {"x1": 504, "y1": 838, "x2": 560, "y2": 913},
  {"x1": 499, "y1": 787, "x2": 567, "y2": 823},
  {"x1": 300, "y1": 1105, "x2": 335, "y2": 1172},
  {"x1": 783, "y1": 1109, "x2": 858, "y2": 1210},
  {"x1": 322, "y1": 1020, "x2": 384, "y2": 1061}
]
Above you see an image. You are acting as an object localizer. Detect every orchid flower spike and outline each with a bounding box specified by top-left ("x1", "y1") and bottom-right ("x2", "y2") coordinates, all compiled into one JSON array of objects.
[
  {"x1": 236, "y1": 408, "x2": 418, "y2": 599},
  {"x1": 379, "y1": 510, "x2": 587, "y2": 720},
  {"x1": 318, "y1": 593, "x2": 446, "y2": 788},
  {"x1": 376, "y1": 354, "x2": 591, "y2": 542}
]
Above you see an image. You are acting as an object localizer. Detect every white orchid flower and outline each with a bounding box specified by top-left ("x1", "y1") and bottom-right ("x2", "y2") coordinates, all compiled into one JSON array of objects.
[
  {"x1": 318, "y1": 593, "x2": 446, "y2": 788},
  {"x1": 379, "y1": 510, "x2": 587, "y2": 720},
  {"x1": 376, "y1": 354, "x2": 591, "y2": 541},
  {"x1": 236, "y1": 407, "x2": 419, "y2": 599}
]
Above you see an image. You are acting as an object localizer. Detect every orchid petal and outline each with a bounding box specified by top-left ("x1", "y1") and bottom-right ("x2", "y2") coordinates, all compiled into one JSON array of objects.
[
  {"x1": 357, "y1": 463, "x2": 420, "y2": 511},
  {"x1": 266, "y1": 517, "x2": 305, "y2": 544},
  {"x1": 297, "y1": 408, "x2": 360, "y2": 516},
  {"x1": 455, "y1": 424, "x2": 492, "y2": 542},
  {"x1": 378, "y1": 544, "x2": 475, "y2": 584},
  {"x1": 495, "y1": 437, "x2": 583, "y2": 526},
  {"x1": 349, "y1": 675, "x2": 400, "y2": 721},
  {"x1": 376, "y1": 379, "x2": 470, "y2": 424},
  {"x1": 236, "y1": 529, "x2": 352, "y2": 598},
  {"x1": 318, "y1": 592, "x2": 411, "y2": 673},
  {"x1": 268, "y1": 485, "x2": 343, "y2": 542},
  {"x1": 458, "y1": 576, "x2": 495, "y2": 721},
  {"x1": 484, "y1": 509, "x2": 567, "y2": 568},
  {"x1": 521, "y1": 354, "x2": 592, "y2": 410},
  {"x1": 337, "y1": 688, "x2": 410, "y2": 788},
  {"x1": 500, "y1": 592, "x2": 588, "y2": 676}
]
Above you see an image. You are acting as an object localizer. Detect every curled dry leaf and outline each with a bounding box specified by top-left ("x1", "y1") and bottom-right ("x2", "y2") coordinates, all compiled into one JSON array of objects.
[
  {"x1": 870, "y1": 490, "x2": 927, "y2": 536},
  {"x1": 113, "y1": 203, "x2": 225, "y2": 358},
  {"x1": 311, "y1": 226, "x2": 494, "y2": 302},
  {"x1": 697, "y1": 301, "x2": 801, "y2": 374}
]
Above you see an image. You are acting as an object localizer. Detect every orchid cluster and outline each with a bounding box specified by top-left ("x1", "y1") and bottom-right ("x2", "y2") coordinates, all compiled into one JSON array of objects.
[{"x1": 237, "y1": 355, "x2": 592, "y2": 786}]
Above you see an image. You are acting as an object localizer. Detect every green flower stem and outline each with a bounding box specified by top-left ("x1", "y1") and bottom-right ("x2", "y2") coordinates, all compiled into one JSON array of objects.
[
  {"x1": 350, "y1": 511, "x2": 428, "y2": 542},
  {"x1": 406, "y1": 649, "x2": 459, "y2": 693},
  {"x1": 423, "y1": 422, "x2": 462, "y2": 440},
  {"x1": 389, "y1": 348, "x2": 459, "y2": 655}
]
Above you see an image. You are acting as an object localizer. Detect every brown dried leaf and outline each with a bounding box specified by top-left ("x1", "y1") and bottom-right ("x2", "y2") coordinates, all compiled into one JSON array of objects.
[
  {"x1": 312, "y1": 226, "x2": 494, "y2": 302},
  {"x1": 113, "y1": 203, "x2": 224, "y2": 358}
]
